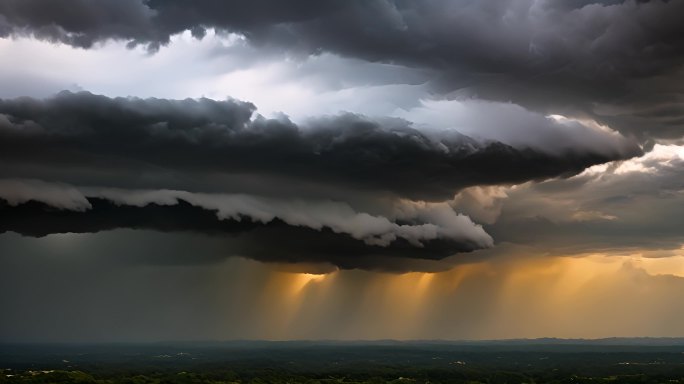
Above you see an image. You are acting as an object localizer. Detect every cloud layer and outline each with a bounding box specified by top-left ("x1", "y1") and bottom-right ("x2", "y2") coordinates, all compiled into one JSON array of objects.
[
  {"x1": 0, "y1": 92, "x2": 640, "y2": 201},
  {"x1": 1, "y1": 0, "x2": 684, "y2": 342},
  {"x1": 2, "y1": 0, "x2": 683, "y2": 141},
  {"x1": 486, "y1": 144, "x2": 684, "y2": 255},
  {"x1": 0, "y1": 89, "x2": 642, "y2": 270},
  {"x1": 0, "y1": 179, "x2": 495, "y2": 270}
]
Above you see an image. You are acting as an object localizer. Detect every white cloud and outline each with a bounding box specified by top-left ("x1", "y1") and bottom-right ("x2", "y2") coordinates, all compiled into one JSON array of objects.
[
  {"x1": 88, "y1": 187, "x2": 492, "y2": 248},
  {"x1": 395, "y1": 99, "x2": 640, "y2": 156},
  {"x1": 0, "y1": 179, "x2": 91, "y2": 211},
  {"x1": 0, "y1": 179, "x2": 493, "y2": 249},
  {"x1": 0, "y1": 31, "x2": 431, "y2": 121}
]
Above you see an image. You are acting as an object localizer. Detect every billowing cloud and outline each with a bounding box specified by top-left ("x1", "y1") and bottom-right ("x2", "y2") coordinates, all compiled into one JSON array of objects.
[
  {"x1": 1, "y1": 0, "x2": 684, "y2": 343},
  {"x1": 0, "y1": 179, "x2": 494, "y2": 270},
  {"x1": 0, "y1": 87, "x2": 650, "y2": 271},
  {"x1": 0, "y1": 91, "x2": 640, "y2": 202},
  {"x1": 0, "y1": 178, "x2": 91, "y2": 210},
  {"x1": 485, "y1": 144, "x2": 684, "y2": 254},
  {"x1": 2, "y1": 0, "x2": 683, "y2": 141},
  {"x1": 396, "y1": 99, "x2": 638, "y2": 155}
]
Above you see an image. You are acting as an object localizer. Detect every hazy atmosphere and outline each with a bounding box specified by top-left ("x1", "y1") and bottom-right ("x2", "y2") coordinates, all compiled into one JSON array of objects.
[{"x1": 1, "y1": 0, "x2": 684, "y2": 342}]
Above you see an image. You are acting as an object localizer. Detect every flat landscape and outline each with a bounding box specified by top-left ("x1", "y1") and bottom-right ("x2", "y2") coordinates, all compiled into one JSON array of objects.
[{"x1": 3, "y1": 340, "x2": 684, "y2": 383}]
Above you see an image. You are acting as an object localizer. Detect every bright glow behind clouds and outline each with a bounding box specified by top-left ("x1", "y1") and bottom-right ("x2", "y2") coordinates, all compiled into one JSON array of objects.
[
  {"x1": 0, "y1": 30, "x2": 639, "y2": 156},
  {"x1": 1, "y1": 230, "x2": 683, "y2": 342},
  {"x1": 0, "y1": 30, "x2": 431, "y2": 120}
]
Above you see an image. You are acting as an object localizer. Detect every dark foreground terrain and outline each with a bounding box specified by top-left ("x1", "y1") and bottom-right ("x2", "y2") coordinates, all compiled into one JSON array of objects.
[{"x1": 2, "y1": 339, "x2": 684, "y2": 383}]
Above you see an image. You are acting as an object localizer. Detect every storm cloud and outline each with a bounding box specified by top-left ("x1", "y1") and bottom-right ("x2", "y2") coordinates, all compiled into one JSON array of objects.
[
  {"x1": 0, "y1": 91, "x2": 639, "y2": 201},
  {"x1": 2, "y1": 0, "x2": 684, "y2": 342},
  {"x1": 485, "y1": 144, "x2": 684, "y2": 255},
  {"x1": 2, "y1": 0, "x2": 684, "y2": 141},
  {"x1": 0, "y1": 198, "x2": 489, "y2": 270},
  {"x1": 0, "y1": 90, "x2": 642, "y2": 270},
  {"x1": 0, "y1": 178, "x2": 494, "y2": 270},
  {"x1": 0, "y1": 88, "x2": 644, "y2": 270}
]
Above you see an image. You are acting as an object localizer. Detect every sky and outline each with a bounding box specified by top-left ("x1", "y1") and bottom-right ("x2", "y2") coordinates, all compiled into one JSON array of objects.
[{"x1": 0, "y1": 0, "x2": 683, "y2": 342}]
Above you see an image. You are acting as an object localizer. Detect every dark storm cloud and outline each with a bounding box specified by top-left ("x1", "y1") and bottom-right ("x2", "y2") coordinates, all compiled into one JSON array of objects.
[
  {"x1": 0, "y1": 0, "x2": 346, "y2": 48},
  {"x1": 0, "y1": 197, "x2": 482, "y2": 271},
  {"x1": 0, "y1": 90, "x2": 640, "y2": 271},
  {"x1": 2, "y1": 1, "x2": 683, "y2": 140},
  {"x1": 0, "y1": 0, "x2": 156, "y2": 47},
  {"x1": 0, "y1": 92, "x2": 640, "y2": 201},
  {"x1": 0, "y1": 178, "x2": 495, "y2": 248},
  {"x1": 484, "y1": 149, "x2": 684, "y2": 255}
]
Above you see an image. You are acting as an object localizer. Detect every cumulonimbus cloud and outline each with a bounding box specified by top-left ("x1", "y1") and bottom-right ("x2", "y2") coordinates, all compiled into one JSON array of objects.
[
  {"x1": 0, "y1": 179, "x2": 493, "y2": 270},
  {"x1": 485, "y1": 144, "x2": 684, "y2": 255},
  {"x1": 0, "y1": 91, "x2": 641, "y2": 201},
  {"x1": 2, "y1": 0, "x2": 683, "y2": 141},
  {"x1": 0, "y1": 89, "x2": 644, "y2": 271}
]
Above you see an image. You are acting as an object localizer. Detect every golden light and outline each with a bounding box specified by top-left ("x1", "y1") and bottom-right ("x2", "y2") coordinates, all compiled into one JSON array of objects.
[
  {"x1": 219, "y1": 252, "x2": 684, "y2": 340},
  {"x1": 300, "y1": 273, "x2": 327, "y2": 283},
  {"x1": 289, "y1": 272, "x2": 329, "y2": 296}
]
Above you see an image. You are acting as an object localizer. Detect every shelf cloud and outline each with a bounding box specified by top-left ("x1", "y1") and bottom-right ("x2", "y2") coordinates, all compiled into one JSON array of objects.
[
  {"x1": 0, "y1": 92, "x2": 640, "y2": 202},
  {"x1": 1, "y1": 0, "x2": 684, "y2": 341}
]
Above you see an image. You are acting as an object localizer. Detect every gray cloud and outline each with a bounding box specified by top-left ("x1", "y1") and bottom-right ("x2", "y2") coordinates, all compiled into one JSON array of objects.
[
  {"x1": 0, "y1": 179, "x2": 493, "y2": 247},
  {"x1": 3, "y1": 0, "x2": 684, "y2": 343},
  {"x1": 0, "y1": 178, "x2": 91, "y2": 210},
  {"x1": 0, "y1": 196, "x2": 489, "y2": 271},
  {"x1": 0, "y1": 0, "x2": 155, "y2": 47},
  {"x1": 0, "y1": 91, "x2": 640, "y2": 202},
  {"x1": 397, "y1": 100, "x2": 639, "y2": 155},
  {"x1": 2, "y1": 0, "x2": 682, "y2": 141},
  {"x1": 485, "y1": 146, "x2": 684, "y2": 254},
  {"x1": 0, "y1": 90, "x2": 642, "y2": 271}
]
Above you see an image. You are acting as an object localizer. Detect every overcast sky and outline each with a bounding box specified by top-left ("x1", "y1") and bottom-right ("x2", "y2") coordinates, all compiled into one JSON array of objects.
[{"x1": 1, "y1": 0, "x2": 683, "y2": 342}]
